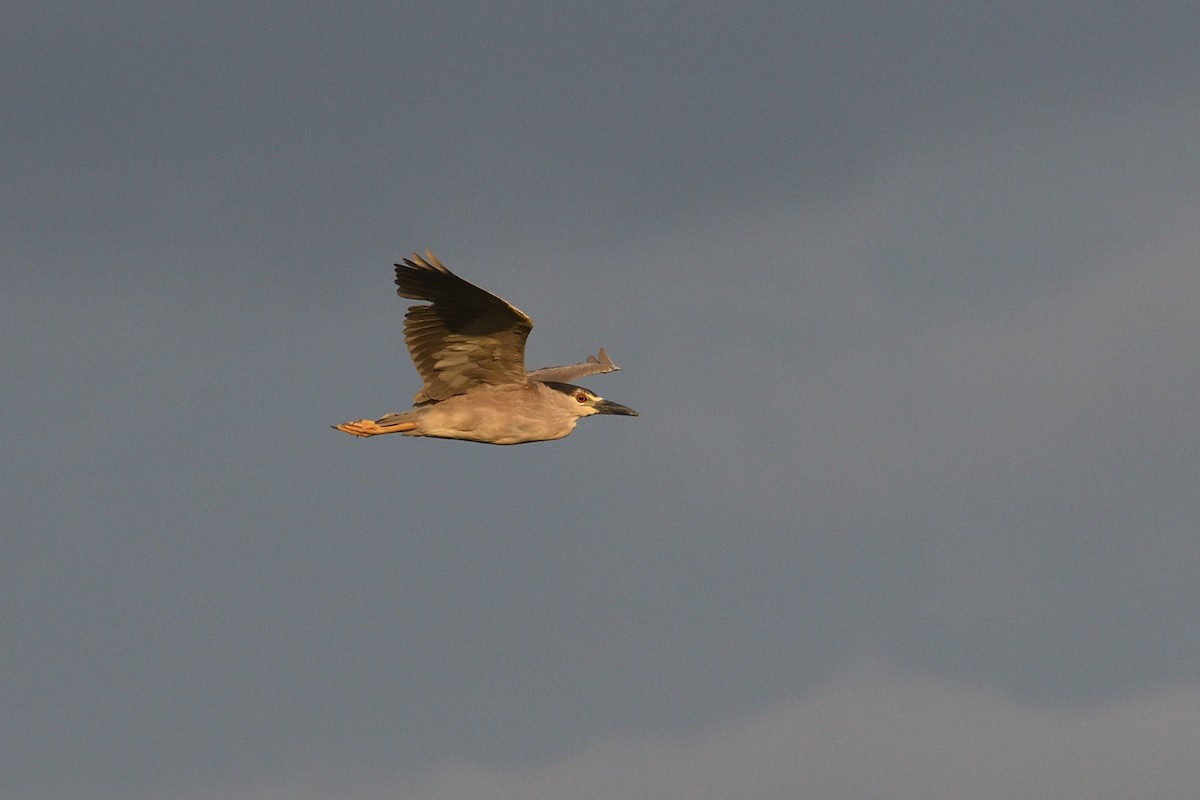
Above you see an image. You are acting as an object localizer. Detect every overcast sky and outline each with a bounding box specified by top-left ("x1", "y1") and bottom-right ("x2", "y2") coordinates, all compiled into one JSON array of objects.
[{"x1": 5, "y1": 3, "x2": 1200, "y2": 799}]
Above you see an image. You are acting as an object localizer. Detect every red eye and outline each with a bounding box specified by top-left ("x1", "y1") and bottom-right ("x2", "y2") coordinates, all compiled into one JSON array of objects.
[{"x1": 575, "y1": 393, "x2": 587, "y2": 403}]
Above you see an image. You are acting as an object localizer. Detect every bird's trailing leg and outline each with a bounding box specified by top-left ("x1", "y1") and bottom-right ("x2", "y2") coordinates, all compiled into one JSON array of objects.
[{"x1": 332, "y1": 414, "x2": 417, "y2": 438}]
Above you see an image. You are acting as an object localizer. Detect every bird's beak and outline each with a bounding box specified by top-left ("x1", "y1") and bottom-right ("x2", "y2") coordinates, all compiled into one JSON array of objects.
[{"x1": 596, "y1": 399, "x2": 639, "y2": 416}]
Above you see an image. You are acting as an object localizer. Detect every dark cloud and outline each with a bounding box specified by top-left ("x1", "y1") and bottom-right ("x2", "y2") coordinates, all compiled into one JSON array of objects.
[{"x1": 5, "y1": 3, "x2": 1200, "y2": 799}]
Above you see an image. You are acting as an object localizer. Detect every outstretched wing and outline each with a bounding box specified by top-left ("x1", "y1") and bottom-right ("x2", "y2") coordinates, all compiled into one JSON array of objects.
[
  {"x1": 396, "y1": 251, "x2": 533, "y2": 404},
  {"x1": 526, "y1": 347, "x2": 621, "y2": 383}
]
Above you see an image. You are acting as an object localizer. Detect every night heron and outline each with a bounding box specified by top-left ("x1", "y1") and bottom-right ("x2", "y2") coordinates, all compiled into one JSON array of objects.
[{"x1": 333, "y1": 251, "x2": 638, "y2": 444}]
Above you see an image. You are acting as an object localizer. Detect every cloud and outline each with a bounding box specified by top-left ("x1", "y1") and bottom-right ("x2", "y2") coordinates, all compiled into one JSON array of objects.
[
  {"x1": 584, "y1": 95, "x2": 1200, "y2": 701},
  {"x1": 181, "y1": 662, "x2": 1200, "y2": 800},
  {"x1": 7, "y1": 12, "x2": 1200, "y2": 800}
]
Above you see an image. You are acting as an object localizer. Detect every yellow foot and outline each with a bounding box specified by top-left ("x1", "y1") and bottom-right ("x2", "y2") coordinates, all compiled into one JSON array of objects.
[{"x1": 332, "y1": 418, "x2": 418, "y2": 438}]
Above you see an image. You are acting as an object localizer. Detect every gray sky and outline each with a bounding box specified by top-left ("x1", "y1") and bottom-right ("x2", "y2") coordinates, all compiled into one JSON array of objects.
[{"x1": 5, "y1": 3, "x2": 1200, "y2": 799}]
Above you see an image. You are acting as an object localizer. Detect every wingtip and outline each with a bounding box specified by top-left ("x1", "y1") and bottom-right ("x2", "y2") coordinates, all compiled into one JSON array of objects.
[
  {"x1": 395, "y1": 249, "x2": 445, "y2": 272},
  {"x1": 597, "y1": 347, "x2": 620, "y2": 371}
]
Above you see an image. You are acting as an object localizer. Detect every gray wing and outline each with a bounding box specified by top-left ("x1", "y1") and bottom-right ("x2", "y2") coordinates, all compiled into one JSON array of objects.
[
  {"x1": 396, "y1": 250, "x2": 534, "y2": 404},
  {"x1": 526, "y1": 347, "x2": 621, "y2": 383}
]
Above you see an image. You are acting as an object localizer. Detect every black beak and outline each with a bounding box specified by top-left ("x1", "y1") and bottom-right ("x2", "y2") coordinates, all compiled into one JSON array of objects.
[{"x1": 595, "y1": 399, "x2": 639, "y2": 416}]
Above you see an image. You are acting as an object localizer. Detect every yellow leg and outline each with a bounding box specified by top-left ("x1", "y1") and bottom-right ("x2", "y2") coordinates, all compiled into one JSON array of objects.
[{"x1": 332, "y1": 418, "x2": 418, "y2": 438}]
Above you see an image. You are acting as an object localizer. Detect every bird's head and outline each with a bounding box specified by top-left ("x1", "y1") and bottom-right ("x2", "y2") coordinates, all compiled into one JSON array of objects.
[{"x1": 544, "y1": 382, "x2": 639, "y2": 419}]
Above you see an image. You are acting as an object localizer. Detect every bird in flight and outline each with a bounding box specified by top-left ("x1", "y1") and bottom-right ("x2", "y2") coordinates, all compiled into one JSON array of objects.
[{"x1": 333, "y1": 251, "x2": 637, "y2": 444}]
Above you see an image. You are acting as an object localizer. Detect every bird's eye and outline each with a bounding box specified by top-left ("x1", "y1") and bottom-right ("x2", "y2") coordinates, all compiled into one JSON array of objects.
[{"x1": 575, "y1": 393, "x2": 587, "y2": 403}]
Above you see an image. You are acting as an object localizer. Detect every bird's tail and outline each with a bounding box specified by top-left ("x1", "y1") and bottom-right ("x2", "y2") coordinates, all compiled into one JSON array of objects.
[{"x1": 332, "y1": 411, "x2": 419, "y2": 438}]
